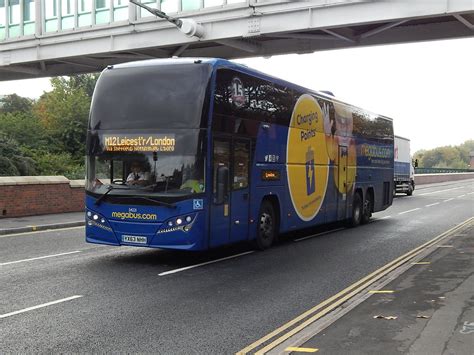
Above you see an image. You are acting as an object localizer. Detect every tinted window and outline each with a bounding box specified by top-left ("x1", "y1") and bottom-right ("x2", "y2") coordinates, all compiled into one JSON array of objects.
[
  {"x1": 90, "y1": 64, "x2": 212, "y2": 130},
  {"x1": 214, "y1": 69, "x2": 296, "y2": 126}
]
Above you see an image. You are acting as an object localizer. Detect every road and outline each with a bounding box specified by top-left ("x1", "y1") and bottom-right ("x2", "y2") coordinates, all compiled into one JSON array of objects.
[{"x1": 1, "y1": 180, "x2": 473, "y2": 353}]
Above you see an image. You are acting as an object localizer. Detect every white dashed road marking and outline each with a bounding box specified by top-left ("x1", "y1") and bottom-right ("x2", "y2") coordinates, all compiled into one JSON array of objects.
[
  {"x1": 398, "y1": 208, "x2": 421, "y2": 215},
  {"x1": 0, "y1": 251, "x2": 81, "y2": 267},
  {"x1": 158, "y1": 251, "x2": 255, "y2": 276},
  {"x1": 0, "y1": 296, "x2": 83, "y2": 319}
]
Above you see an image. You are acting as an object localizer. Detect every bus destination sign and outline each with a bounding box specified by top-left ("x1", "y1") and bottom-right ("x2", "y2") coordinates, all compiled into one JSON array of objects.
[{"x1": 102, "y1": 134, "x2": 176, "y2": 152}]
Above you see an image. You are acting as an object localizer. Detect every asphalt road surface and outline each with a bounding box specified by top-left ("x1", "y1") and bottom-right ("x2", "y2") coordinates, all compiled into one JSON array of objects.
[{"x1": 1, "y1": 180, "x2": 473, "y2": 353}]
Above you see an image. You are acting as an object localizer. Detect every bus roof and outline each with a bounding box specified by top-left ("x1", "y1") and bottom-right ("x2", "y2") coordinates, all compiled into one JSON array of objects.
[{"x1": 112, "y1": 57, "x2": 393, "y2": 122}]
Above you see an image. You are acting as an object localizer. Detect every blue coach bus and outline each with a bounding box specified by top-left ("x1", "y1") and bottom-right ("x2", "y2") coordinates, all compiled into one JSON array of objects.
[{"x1": 85, "y1": 58, "x2": 393, "y2": 250}]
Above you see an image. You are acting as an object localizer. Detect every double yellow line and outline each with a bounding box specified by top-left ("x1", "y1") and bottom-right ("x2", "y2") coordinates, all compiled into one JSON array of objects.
[{"x1": 237, "y1": 217, "x2": 473, "y2": 354}]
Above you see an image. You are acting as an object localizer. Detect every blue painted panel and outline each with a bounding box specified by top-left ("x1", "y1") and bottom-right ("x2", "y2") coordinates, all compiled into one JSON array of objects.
[{"x1": 85, "y1": 194, "x2": 210, "y2": 251}]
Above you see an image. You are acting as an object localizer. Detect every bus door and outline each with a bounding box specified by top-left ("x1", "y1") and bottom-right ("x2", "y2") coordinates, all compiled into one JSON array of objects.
[
  {"x1": 209, "y1": 138, "x2": 251, "y2": 247},
  {"x1": 210, "y1": 138, "x2": 231, "y2": 248},
  {"x1": 337, "y1": 145, "x2": 348, "y2": 220},
  {"x1": 229, "y1": 139, "x2": 250, "y2": 243}
]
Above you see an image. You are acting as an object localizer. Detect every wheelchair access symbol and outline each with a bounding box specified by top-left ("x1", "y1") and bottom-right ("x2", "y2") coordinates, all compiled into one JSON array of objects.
[
  {"x1": 305, "y1": 146, "x2": 316, "y2": 196},
  {"x1": 193, "y1": 199, "x2": 203, "y2": 210}
]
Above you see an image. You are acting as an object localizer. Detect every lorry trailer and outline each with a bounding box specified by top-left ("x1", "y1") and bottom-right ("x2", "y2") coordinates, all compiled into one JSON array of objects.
[{"x1": 394, "y1": 135, "x2": 415, "y2": 196}]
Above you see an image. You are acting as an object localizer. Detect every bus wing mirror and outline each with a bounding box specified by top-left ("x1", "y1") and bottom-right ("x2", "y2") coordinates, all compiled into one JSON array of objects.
[{"x1": 216, "y1": 166, "x2": 229, "y2": 204}]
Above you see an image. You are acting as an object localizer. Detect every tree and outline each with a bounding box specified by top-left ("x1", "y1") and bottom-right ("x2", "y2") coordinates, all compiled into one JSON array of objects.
[
  {"x1": 34, "y1": 75, "x2": 93, "y2": 159},
  {"x1": 0, "y1": 111, "x2": 48, "y2": 150},
  {"x1": 0, "y1": 94, "x2": 33, "y2": 114},
  {"x1": 0, "y1": 134, "x2": 36, "y2": 176},
  {"x1": 68, "y1": 73, "x2": 100, "y2": 98},
  {"x1": 0, "y1": 74, "x2": 98, "y2": 177},
  {"x1": 0, "y1": 156, "x2": 19, "y2": 176},
  {"x1": 413, "y1": 140, "x2": 473, "y2": 169}
]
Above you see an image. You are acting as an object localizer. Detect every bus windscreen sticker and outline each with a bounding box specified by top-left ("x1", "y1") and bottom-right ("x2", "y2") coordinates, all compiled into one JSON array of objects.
[
  {"x1": 193, "y1": 199, "x2": 204, "y2": 210},
  {"x1": 102, "y1": 134, "x2": 176, "y2": 152},
  {"x1": 230, "y1": 77, "x2": 245, "y2": 108}
]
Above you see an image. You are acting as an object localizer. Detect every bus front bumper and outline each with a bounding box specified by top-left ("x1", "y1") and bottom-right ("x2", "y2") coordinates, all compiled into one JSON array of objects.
[{"x1": 85, "y1": 212, "x2": 207, "y2": 251}]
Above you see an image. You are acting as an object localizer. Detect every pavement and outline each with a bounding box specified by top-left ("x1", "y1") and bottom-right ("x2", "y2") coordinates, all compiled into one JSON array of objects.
[
  {"x1": 0, "y1": 212, "x2": 84, "y2": 235},
  {"x1": 276, "y1": 219, "x2": 474, "y2": 354}
]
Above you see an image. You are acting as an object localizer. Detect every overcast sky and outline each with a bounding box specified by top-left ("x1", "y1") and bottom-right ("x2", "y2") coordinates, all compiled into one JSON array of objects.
[{"x1": 0, "y1": 37, "x2": 472, "y2": 153}]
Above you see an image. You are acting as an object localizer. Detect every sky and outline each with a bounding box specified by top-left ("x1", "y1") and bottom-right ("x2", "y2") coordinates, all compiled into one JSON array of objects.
[{"x1": 0, "y1": 37, "x2": 473, "y2": 153}]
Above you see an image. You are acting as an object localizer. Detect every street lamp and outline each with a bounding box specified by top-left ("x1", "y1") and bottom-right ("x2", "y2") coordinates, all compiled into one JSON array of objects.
[{"x1": 129, "y1": 0, "x2": 205, "y2": 38}]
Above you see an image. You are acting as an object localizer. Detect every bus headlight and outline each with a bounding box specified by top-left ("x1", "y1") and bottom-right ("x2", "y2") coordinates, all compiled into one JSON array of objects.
[
  {"x1": 86, "y1": 210, "x2": 112, "y2": 232},
  {"x1": 158, "y1": 214, "x2": 197, "y2": 234}
]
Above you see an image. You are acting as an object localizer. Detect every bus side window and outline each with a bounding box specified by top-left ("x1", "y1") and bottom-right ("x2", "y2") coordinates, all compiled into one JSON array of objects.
[
  {"x1": 213, "y1": 139, "x2": 230, "y2": 195},
  {"x1": 233, "y1": 141, "x2": 249, "y2": 190}
]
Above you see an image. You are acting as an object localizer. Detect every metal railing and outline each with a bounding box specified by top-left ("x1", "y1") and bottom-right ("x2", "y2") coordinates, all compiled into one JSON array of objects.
[
  {"x1": 0, "y1": 0, "x2": 248, "y2": 41},
  {"x1": 415, "y1": 167, "x2": 473, "y2": 174}
]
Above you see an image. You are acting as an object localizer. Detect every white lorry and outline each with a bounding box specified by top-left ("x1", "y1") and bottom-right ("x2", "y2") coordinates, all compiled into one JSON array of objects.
[{"x1": 394, "y1": 135, "x2": 415, "y2": 196}]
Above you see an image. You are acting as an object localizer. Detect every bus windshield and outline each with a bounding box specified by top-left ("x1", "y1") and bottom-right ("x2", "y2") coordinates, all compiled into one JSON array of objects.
[
  {"x1": 86, "y1": 61, "x2": 211, "y2": 202},
  {"x1": 86, "y1": 152, "x2": 205, "y2": 198}
]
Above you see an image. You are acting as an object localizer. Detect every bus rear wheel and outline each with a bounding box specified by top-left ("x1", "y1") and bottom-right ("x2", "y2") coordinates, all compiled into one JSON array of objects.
[
  {"x1": 255, "y1": 200, "x2": 276, "y2": 250},
  {"x1": 361, "y1": 194, "x2": 372, "y2": 225},
  {"x1": 348, "y1": 192, "x2": 362, "y2": 227}
]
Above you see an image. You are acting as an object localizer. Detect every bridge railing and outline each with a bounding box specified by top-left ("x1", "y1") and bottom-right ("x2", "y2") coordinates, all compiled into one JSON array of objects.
[
  {"x1": 0, "y1": 0, "x2": 249, "y2": 42},
  {"x1": 415, "y1": 167, "x2": 473, "y2": 174}
]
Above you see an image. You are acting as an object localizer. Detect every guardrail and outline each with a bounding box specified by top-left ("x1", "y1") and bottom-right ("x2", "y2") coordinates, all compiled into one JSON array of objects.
[{"x1": 415, "y1": 167, "x2": 473, "y2": 174}]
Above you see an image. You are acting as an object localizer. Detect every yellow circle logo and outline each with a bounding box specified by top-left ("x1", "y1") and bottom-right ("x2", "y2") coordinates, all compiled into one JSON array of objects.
[{"x1": 287, "y1": 95, "x2": 329, "y2": 221}]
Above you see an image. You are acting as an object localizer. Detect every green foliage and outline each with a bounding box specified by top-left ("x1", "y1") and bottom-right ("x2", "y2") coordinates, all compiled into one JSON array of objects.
[
  {"x1": 413, "y1": 140, "x2": 473, "y2": 169},
  {"x1": 0, "y1": 73, "x2": 99, "y2": 177},
  {"x1": 0, "y1": 111, "x2": 48, "y2": 150},
  {"x1": 68, "y1": 73, "x2": 100, "y2": 98},
  {"x1": 0, "y1": 133, "x2": 36, "y2": 176},
  {"x1": 29, "y1": 151, "x2": 77, "y2": 176},
  {"x1": 0, "y1": 156, "x2": 19, "y2": 176},
  {"x1": 0, "y1": 94, "x2": 33, "y2": 114},
  {"x1": 34, "y1": 76, "x2": 91, "y2": 158}
]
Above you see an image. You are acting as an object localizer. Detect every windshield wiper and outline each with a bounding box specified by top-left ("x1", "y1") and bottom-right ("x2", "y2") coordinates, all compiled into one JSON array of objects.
[
  {"x1": 94, "y1": 184, "x2": 130, "y2": 205},
  {"x1": 95, "y1": 185, "x2": 114, "y2": 206},
  {"x1": 130, "y1": 196, "x2": 177, "y2": 209}
]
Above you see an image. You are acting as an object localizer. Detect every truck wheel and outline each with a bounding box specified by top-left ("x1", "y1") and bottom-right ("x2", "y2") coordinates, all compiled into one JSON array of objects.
[
  {"x1": 255, "y1": 200, "x2": 276, "y2": 250},
  {"x1": 361, "y1": 196, "x2": 372, "y2": 225},
  {"x1": 348, "y1": 193, "x2": 362, "y2": 227},
  {"x1": 406, "y1": 184, "x2": 413, "y2": 196}
]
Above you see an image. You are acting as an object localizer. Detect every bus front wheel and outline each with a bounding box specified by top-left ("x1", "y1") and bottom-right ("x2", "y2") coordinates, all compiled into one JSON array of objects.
[{"x1": 255, "y1": 200, "x2": 276, "y2": 250}]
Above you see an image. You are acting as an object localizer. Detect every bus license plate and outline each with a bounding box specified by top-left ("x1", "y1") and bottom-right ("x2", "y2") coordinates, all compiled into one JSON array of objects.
[{"x1": 122, "y1": 235, "x2": 147, "y2": 244}]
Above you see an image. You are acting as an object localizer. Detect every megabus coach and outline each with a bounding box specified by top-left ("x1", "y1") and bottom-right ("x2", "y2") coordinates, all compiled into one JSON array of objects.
[{"x1": 85, "y1": 58, "x2": 394, "y2": 251}]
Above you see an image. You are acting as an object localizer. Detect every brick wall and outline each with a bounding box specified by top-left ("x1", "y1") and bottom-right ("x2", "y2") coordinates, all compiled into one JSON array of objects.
[{"x1": 0, "y1": 177, "x2": 85, "y2": 218}]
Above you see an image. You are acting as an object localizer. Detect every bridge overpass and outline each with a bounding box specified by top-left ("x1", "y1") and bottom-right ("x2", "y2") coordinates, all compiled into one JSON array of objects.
[{"x1": 0, "y1": 0, "x2": 473, "y2": 81}]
